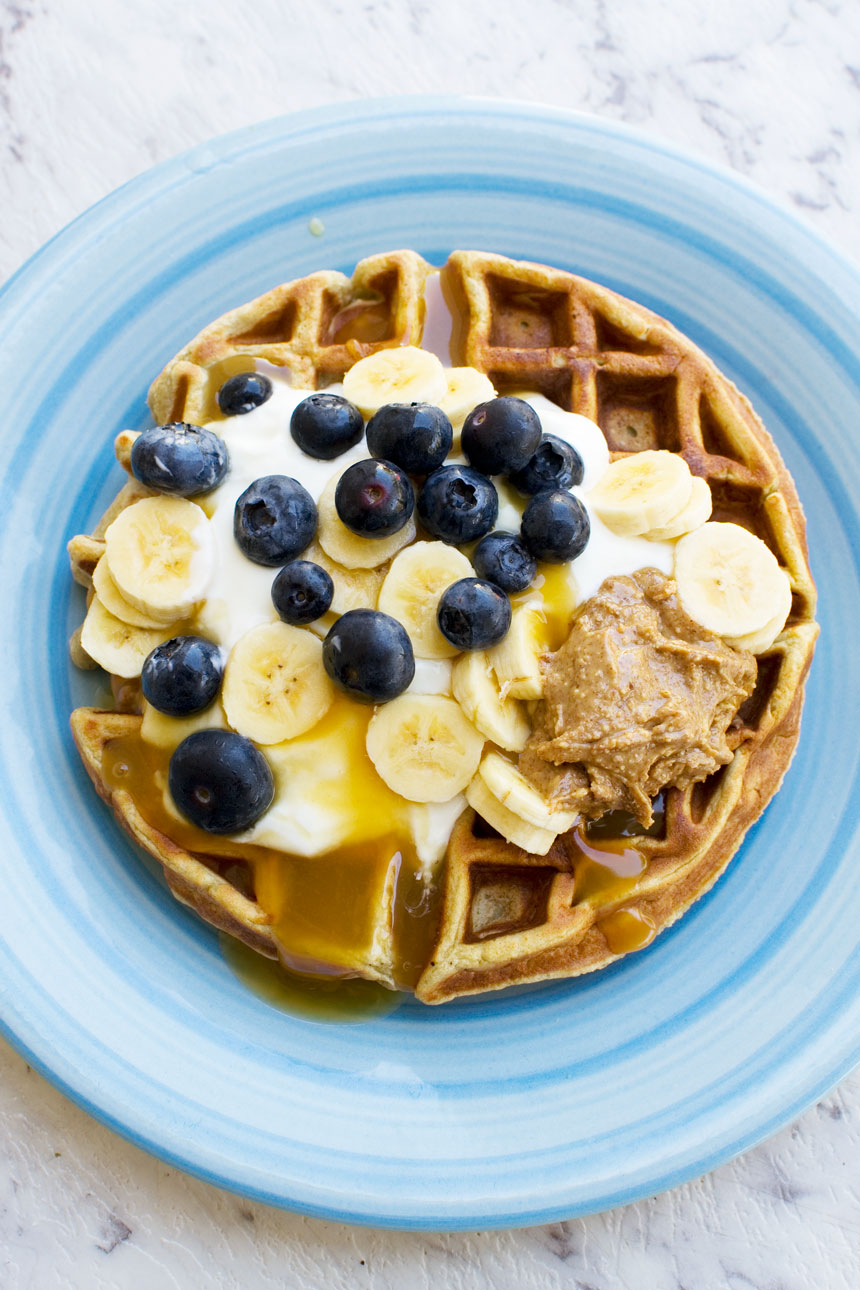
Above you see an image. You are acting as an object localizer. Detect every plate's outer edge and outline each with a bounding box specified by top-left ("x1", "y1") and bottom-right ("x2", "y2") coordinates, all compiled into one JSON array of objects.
[{"x1": 0, "y1": 97, "x2": 858, "y2": 1230}]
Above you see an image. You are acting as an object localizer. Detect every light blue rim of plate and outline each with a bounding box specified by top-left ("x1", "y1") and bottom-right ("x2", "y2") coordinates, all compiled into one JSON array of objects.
[{"x1": 0, "y1": 97, "x2": 858, "y2": 1231}]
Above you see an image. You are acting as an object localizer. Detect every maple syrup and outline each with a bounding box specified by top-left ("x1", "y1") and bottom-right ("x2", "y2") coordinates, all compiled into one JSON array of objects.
[
  {"x1": 103, "y1": 724, "x2": 442, "y2": 1008},
  {"x1": 219, "y1": 935, "x2": 402, "y2": 1023},
  {"x1": 597, "y1": 907, "x2": 656, "y2": 954}
]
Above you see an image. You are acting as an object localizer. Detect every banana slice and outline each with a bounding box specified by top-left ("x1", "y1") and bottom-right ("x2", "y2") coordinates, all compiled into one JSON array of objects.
[
  {"x1": 645, "y1": 475, "x2": 713, "y2": 541},
  {"x1": 378, "y1": 541, "x2": 474, "y2": 659},
  {"x1": 317, "y1": 469, "x2": 416, "y2": 569},
  {"x1": 92, "y1": 556, "x2": 168, "y2": 629},
  {"x1": 105, "y1": 495, "x2": 214, "y2": 623},
  {"x1": 80, "y1": 597, "x2": 173, "y2": 678},
  {"x1": 451, "y1": 650, "x2": 531, "y2": 752},
  {"x1": 222, "y1": 622, "x2": 334, "y2": 744},
  {"x1": 589, "y1": 450, "x2": 693, "y2": 537},
  {"x1": 487, "y1": 604, "x2": 546, "y2": 699},
  {"x1": 674, "y1": 521, "x2": 789, "y2": 638},
  {"x1": 478, "y1": 751, "x2": 577, "y2": 833},
  {"x1": 141, "y1": 699, "x2": 228, "y2": 750},
  {"x1": 365, "y1": 695, "x2": 485, "y2": 802},
  {"x1": 644, "y1": 474, "x2": 711, "y2": 539},
  {"x1": 465, "y1": 776, "x2": 557, "y2": 855},
  {"x1": 439, "y1": 368, "x2": 497, "y2": 442},
  {"x1": 342, "y1": 345, "x2": 447, "y2": 415},
  {"x1": 724, "y1": 567, "x2": 792, "y2": 654}
]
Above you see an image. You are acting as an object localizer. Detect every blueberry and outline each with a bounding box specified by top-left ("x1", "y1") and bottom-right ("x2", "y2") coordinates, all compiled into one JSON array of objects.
[
  {"x1": 169, "y1": 730, "x2": 274, "y2": 833},
  {"x1": 365, "y1": 403, "x2": 453, "y2": 474},
  {"x1": 271, "y1": 560, "x2": 334, "y2": 625},
  {"x1": 130, "y1": 422, "x2": 228, "y2": 496},
  {"x1": 521, "y1": 489, "x2": 590, "y2": 563},
  {"x1": 437, "y1": 578, "x2": 512, "y2": 650},
  {"x1": 322, "y1": 609, "x2": 415, "y2": 703},
  {"x1": 417, "y1": 465, "x2": 498, "y2": 545},
  {"x1": 461, "y1": 397, "x2": 542, "y2": 476},
  {"x1": 217, "y1": 372, "x2": 273, "y2": 416},
  {"x1": 508, "y1": 434, "x2": 584, "y2": 495},
  {"x1": 472, "y1": 531, "x2": 537, "y2": 594},
  {"x1": 290, "y1": 393, "x2": 364, "y2": 460},
  {"x1": 233, "y1": 475, "x2": 317, "y2": 566},
  {"x1": 141, "y1": 636, "x2": 224, "y2": 717},
  {"x1": 335, "y1": 459, "x2": 414, "y2": 537}
]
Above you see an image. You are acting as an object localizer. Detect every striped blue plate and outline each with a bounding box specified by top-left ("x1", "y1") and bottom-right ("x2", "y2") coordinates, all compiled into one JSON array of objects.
[{"x1": 0, "y1": 98, "x2": 857, "y2": 1231}]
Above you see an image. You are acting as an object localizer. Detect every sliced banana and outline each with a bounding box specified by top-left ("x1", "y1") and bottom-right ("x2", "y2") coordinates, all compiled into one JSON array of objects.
[
  {"x1": 466, "y1": 775, "x2": 557, "y2": 855},
  {"x1": 105, "y1": 495, "x2": 214, "y2": 623},
  {"x1": 674, "y1": 521, "x2": 789, "y2": 638},
  {"x1": 222, "y1": 622, "x2": 334, "y2": 744},
  {"x1": 80, "y1": 597, "x2": 173, "y2": 678},
  {"x1": 92, "y1": 556, "x2": 168, "y2": 629},
  {"x1": 317, "y1": 469, "x2": 416, "y2": 569},
  {"x1": 478, "y1": 751, "x2": 577, "y2": 833},
  {"x1": 365, "y1": 695, "x2": 485, "y2": 803},
  {"x1": 141, "y1": 699, "x2": 228, "y2": 750},
  {"x1": 451, "y1": 650, "x2": 531, "y2": 752},
  {"x1": 645, "y1": 475, "x2": 713, "y2": 541},
  {"x1": 724, "y1": 567, "x2": 792, "y2": 654},
  {"x1": 378, "y1": 541, "x2": 474, "y2": 659},
  {"x1": 439, "y1": 367, "x2": 497, "y2": 441},
  {"x1": 588, "y1": 450, "x2": 693, "y2": 537},
  {"x1": 487, "y1": 603, "x2": 546, "y2": 699},
  {"x1": 342, "y1": 345, "x2": 447, "y2": 415}
]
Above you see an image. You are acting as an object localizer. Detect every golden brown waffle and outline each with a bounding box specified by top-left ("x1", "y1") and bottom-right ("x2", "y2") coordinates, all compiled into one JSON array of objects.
[{"x1": 68, "y1": 249, "x2": 818, "y2": 1004}]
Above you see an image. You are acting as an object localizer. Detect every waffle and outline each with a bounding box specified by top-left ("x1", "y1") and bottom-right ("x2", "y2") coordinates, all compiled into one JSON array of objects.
[{"x1": 68, "y1": 249, "x2": 818, "y2": 1003}]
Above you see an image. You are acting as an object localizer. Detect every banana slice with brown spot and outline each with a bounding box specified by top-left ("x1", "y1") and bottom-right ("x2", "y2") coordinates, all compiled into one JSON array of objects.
[{"x1": 222, "y1": 622, "x2": 334, "y2": 744}]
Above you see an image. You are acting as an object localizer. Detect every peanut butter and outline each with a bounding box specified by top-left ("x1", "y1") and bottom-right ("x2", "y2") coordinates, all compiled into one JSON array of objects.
[{"x1": 519, "y1": 568, "x2": 756, "y2": 826}]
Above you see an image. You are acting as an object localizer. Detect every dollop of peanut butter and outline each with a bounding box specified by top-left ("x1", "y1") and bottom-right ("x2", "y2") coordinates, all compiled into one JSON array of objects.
[{"x1": 519, "y1": 568, "x2": 757, "y2": 826}]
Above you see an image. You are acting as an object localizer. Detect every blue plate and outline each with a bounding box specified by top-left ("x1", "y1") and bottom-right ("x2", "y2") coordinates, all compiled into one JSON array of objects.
[{"x1": 0, "y1": 98, "x2": 857, "y2": 1231}]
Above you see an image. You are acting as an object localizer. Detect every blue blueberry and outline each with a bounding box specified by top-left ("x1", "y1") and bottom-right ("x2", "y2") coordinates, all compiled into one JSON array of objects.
[
  {"x1": 130, "y1": 422, "x2": 229, "y2": 496},
  {"x1": 437, "y1": 578, "x2": 512, "y2": 650},
  {"x1": 461, "y1": 397, "x2": 542, "y2": 476},
  {"x1": 169, "y1": 730, "x2": 274, "y2": 834},
  {"x1": 472, "y1": 531, "x2": 537, "y2": 594},
  {"x1": 233, "y1": 475, "x2": 317, "y2": 566},
  {"x1": 521, "y1": 489, "x2": 590, "y2": 562},
  {"x1": 290, "y1": 393, "x2": 364, "y2": 460},
  {"x1": 508, "y1": 433, "x2": 584, "y2": 495},
  {"x1": 141, "y1": 635, "x2": 223, "y2": 717},
  {"x1": 417, "y1": 465, "x2": 498, "y2": 545},
  {"x1": 271, "y1": 560, "x2": 334, "y2": 625},
  {"x1": 365, "y1": 403, "x2": 453, "y2": 475},
  {"x1": 335, "y1": 459, "x2": 414, "y2": 537},
  {"x1": 322, "y1": 609, "x2": 415, "y2": 703},
  {"x1": 217, "y1": 372, "x2": 273, "y2": 416}
]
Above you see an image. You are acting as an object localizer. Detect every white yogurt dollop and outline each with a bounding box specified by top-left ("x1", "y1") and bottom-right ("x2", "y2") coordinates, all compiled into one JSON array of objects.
[
  {"x1": 185, "y1": 361, "x2": 674, "y2": 866},
  {"x1": 198, "y1": 375, "x2": 366, "y2": 651}
]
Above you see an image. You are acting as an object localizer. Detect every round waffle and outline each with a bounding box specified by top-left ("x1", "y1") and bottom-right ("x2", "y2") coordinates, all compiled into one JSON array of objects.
[{"x1": 68, "y1": 250, "x2": 818, "y2": 1003}]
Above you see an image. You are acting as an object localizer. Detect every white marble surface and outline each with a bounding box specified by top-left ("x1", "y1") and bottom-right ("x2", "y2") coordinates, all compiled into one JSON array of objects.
[{"x1": 2, "y1": 0, "x2": 860, "y2": 1285}]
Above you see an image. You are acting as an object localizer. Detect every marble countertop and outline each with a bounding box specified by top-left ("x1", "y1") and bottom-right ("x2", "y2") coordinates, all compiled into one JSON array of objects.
[{"x1": 2, "y1": 1, "x2": 859, "y2": 1286}]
